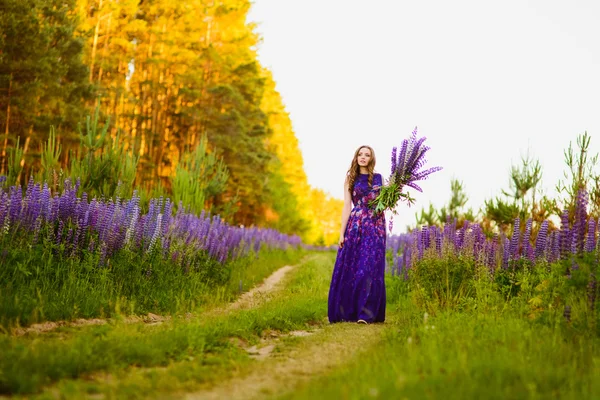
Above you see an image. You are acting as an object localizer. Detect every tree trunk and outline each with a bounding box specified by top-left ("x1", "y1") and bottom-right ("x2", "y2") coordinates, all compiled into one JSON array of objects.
[
  {"x1": 97, "y1": 12, "x2": 112, "y2": 83},
  {"x1": 89, "y1": 0, "x2": 104, "y2": 82},
  {"x1": 16, "y1": 130, "x2": 31, "y2": 184},
  {"x1": 1, "y1": 73, "x2": 13, "y2": 174}
]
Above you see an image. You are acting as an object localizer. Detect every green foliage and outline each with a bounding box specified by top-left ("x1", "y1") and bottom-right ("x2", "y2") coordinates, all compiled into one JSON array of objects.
[
  {"x1": 0, "y1": 232, "x2": 306, "y2": 328},
  {"x1": 370, "y1": 182, "x2": 415, "y2": 214},
  {"x1": 556, "y1": 131, "x2": 600, "y2": 217},
  {"x1": 415, "y1": 179, "x2": 474, "y2": 228},
  {"x1": 483, "y1": 152, "x2": 555, "y2": 233},
  {"x1": 0, "y1": 251, "x2": 329, "y2": 396},
  {"x1": 36, "y1": 126, "x2": 62, "y2": 184},
  {"x1": 263, "y1": 159, "x2": 311, "y2": 236},
  {"x1": 5, "y1": 136, "x2": 23, "y2": 187},
  {"x1": 483, "y1": 197, "x2": 521, "y2": 231},
  {"x1": 285, "y1": 254, "x2": 599, "y2": 399},
  {"x1": 0, "y1": 0, "x2": 92, "y2": 177},
  {"x1": 68, "y1": 106, "x2": 138, "y2": 199},
  {"x1": 285, "y1": 310, "x2": 600, "y2": 400},
  {"x1": 172, "y1": 135, "x2": 230, "y2": 217},
  {"x1": 409, "y1": 251, "x2": 477, "y2": 313},
  {"x1": 438, "y1": 179, "x2": 470, "y2": 221},
  {"x1": 1, "y1": 0, "x2": 324, "y2": 236}
]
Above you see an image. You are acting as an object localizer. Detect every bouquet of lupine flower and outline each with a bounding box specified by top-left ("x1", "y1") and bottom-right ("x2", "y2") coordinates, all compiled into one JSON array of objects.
[{"x1": 370, "y1": 127, "x2": 442, "y2": 214}]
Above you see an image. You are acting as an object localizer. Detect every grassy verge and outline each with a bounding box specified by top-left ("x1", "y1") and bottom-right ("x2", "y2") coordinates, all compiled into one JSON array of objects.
[
  {"x1": 0, "y1": 247, "x2": 306, "y2": 329},
  {"x1": 0, "y1": 251, "x2": 336, "y2": 397},
  {"x1": 277, "y1": 275, "x2": 600, "y2": 400}
]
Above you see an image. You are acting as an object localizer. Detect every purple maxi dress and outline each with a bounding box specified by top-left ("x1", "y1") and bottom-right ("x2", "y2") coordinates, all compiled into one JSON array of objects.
[{"x1": 328, "y1": 173, "x2": 386, "y2": 323}]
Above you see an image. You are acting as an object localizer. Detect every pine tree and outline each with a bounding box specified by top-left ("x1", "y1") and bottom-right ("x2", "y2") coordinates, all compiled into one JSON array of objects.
[{"x1": 0, "y1": 0, "x2": 93, "y2": 177}]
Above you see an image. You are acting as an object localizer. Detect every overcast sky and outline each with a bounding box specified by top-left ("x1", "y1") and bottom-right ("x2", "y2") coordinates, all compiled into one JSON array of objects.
[{"x1": 247, "y1": 0, "x2": 600, "y2": 233}]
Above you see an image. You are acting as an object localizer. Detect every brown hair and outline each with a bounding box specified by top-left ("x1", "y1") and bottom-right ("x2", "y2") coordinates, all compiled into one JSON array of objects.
[{"x1": 346, "y1": 145, "x2": 376, "y2": 194}]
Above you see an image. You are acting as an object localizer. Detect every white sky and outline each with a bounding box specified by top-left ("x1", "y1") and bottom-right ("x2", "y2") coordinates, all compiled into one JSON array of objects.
[{"x1": 247, "y1": 0, "x2": 600, "y2": 233}]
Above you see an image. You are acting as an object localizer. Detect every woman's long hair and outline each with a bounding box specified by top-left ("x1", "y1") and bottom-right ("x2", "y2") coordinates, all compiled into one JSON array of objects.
[{"x1": 346, "y1": 145, "x2": 376, "y2": 194}]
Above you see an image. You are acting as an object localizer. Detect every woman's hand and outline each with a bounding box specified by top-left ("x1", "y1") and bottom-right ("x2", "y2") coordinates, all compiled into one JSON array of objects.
[{"x1": 339, "y1": 235, "x2": 345, "y2": 248}]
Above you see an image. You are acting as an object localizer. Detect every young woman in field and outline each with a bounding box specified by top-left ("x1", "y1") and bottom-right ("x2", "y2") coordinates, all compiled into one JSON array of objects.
[{"x1": 328, "y1": 145, "x2": 386, "y2": 324}]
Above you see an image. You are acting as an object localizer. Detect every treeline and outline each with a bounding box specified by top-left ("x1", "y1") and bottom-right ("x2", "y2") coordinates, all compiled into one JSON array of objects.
[{"x1": 0, "y1": 0, "x2": 342, "y2": 245}]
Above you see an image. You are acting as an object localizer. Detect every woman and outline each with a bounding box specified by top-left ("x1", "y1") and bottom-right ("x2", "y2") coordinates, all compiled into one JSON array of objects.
[{"x1": 328, "y1": 145, "x2": 386, "y2": 324}]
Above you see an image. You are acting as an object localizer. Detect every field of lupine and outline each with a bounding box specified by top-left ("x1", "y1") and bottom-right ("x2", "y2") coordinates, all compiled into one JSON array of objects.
[
  {"x1": 390, "y1": 191, "x2": 597, "y2": 276},
  {"x1": 1, "y1": 175, "x2": 599, "y2": 398},
  {"x1": 0, "y1": 176, "x2": 304, "y2": 327},
  {"x1": 283, "y1": 191, "x2": 600, "y2": 400},
  {"x1": 387, "y1": 188, "x2": 599, "y2": 327}
]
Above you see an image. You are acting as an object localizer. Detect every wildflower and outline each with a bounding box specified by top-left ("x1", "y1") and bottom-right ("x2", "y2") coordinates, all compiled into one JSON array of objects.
[
  {"x1": 535, "y1": 220, "x2": 548, "y2": 260},
  {"x1": 370, "y1": 127, "x2": 442, "y2": 215}
]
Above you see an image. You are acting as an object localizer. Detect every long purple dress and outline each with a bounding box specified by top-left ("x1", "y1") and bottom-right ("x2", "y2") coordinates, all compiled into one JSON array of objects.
[{"x1": 328, "y1": 173, "x2": 386, "y2": 323}]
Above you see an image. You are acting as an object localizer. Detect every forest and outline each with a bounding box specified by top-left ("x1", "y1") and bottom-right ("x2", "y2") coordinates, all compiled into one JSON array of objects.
[{"x1": 0, "y1": 0, "x2": 342, "y2": 246}]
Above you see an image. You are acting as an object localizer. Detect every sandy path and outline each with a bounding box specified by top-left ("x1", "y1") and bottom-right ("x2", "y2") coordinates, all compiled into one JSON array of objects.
[
  {"x1": 227, "y1": 265, "x2": 295, "y2": 311},
  {"x1": 184, "y1": 323, "x2": 384, "y2": 400}
]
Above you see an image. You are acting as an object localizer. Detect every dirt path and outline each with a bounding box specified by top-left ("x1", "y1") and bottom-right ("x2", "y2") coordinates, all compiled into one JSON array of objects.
[
  {"x1": 11, "y1": 264, "x2": 297, "y2": 337},
  {"x1": 184, "y1": 322, "x2": 385, "y2": 400},
  {"x1": 228, "y1": 265, "x2": 295, "y2": 311}
]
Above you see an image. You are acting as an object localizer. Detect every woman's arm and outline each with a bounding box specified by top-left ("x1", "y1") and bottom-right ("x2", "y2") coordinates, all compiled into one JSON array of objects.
[{"x1": 339, "y1": 177, "x2": 353, "y2": 248}]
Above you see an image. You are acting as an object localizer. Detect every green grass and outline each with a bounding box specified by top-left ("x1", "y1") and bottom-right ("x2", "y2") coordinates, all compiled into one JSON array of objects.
[
  {"x1": 280, "y1": 310, "x2": 600, "y2": 399},
  {"x1": 0, "y1": 246, "x2": 306, "y2": 329},
  {"x1": 3, "y1": 247, "x2": 599, "y2": 400},
  {"x1": 0, "y1": 251, "x2": 336, "y2": 396},
  {"x1": 276, "y1": 259, "x2": 600, "y2": 400}
]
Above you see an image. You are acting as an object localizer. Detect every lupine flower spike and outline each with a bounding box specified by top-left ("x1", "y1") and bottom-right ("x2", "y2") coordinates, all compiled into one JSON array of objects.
[{"x1": 370, "y1": 127, "x2": 442, "y2": 220}]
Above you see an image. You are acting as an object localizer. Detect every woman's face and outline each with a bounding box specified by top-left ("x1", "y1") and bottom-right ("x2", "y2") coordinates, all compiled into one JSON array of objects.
[{"x1": 357, "y1": 147, "x2": 372, "y2": 168}]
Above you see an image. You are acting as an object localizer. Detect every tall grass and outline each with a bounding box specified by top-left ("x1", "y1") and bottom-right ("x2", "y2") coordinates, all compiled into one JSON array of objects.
[
  {"x1": 0, "y1": 252, "x2": 334, "y2": 395},
  {"x1": 281, "y1": 250, "x2": 600, "y2": 400},
  {"x1": 282, "y1": 307, "x2": 600, "y2": 400},
  {"x1": 0, "y1": 247, "x2": 306, "y2": 328}
]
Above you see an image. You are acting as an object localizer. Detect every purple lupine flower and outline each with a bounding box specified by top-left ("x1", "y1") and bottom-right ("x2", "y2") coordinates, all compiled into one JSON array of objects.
[
  {"x1": 375, "y1": 127, "x2": 443, "y2": 213},
  {"x1": 39, "y1": 183, "x2": 51, "y2": 220},
  {"x1": 545, "y1": 230, "x2": 555, "y2": 263},
  {"x1": 32, "y1": 216, "x2": 42, "y2": 243},
  {"x1": 56, "y1": 220, "x2": 64, "y2": 245},
  {"x1": 559, "y1": 210, "x2": 570, "y2": 260},
  {"x1": 144, "y1": 200, "x2": 156, "y2": 240},
  {"x1": 147, "y1": 213, "x2": 163, "y2": 253},
  {"x1": 490, "y1": 235, "x2": 498, "y2": 273},
  {"x1": 403, "y1": 135, "x2": 428, "y2": 175},
  {"x1": 571, "y1": 258, "x2": 579, "y2": 271},
  {"x1": 509, "y1": 218, "x2": 520, "y2": 260},
  {"x1": 502, "y1": 236, "x2": 510, "y2": 269},
  {"x1": 417, "y1": 226, "x2": 427, "y2": 259},
  {"x1": 0, "y1": 191, "x2": 10, "y2": 229},
  {"x1": 8, "y1": 185, "x2": 22, "y2": 224},
  {"x1": 584, "y1": 218, "x2": 596, "y2": 253},
  {"x1": 473, "y1": 225, "x2": 485, "y2": 258},
  {"x1": 162, "y1": 197, "x2": 172, "y2": 236},
  {"x1": 99, "y1": 243, "x2": 108, "y2": 267},
  {"x1": 395, "y1": 139, "x2": 409, "y2": 177},
  {"x1": 422, "y1": 226, "x2": 430, "y2": 249},
  {"x1": 49, "y1": 194, "x2": 60, "y2": 223},
  {"x1": 0, "y1": 176, "x2": 309, "y2": 267},
  {"x1": 572, "y1": 189, "x2": 588, "y2": 255},
  {"x1": 535, "y1": 221, "x2": 548, "y2": 260},
  {"x1": 124, "y1": 205, "x2": 139, "y2": 247},
  {"x1": 71, "y1": 215, "x2": 85, "y2": 257},
  {"x1": 65, "y1": 227, "x2": 73, "y2": 252},
  {"x1": 523, "y1": 218, "x2": 533, "y2": 262},
  {"x1": 563, "y1": 305, "x2": 571, "y2": 322}
]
